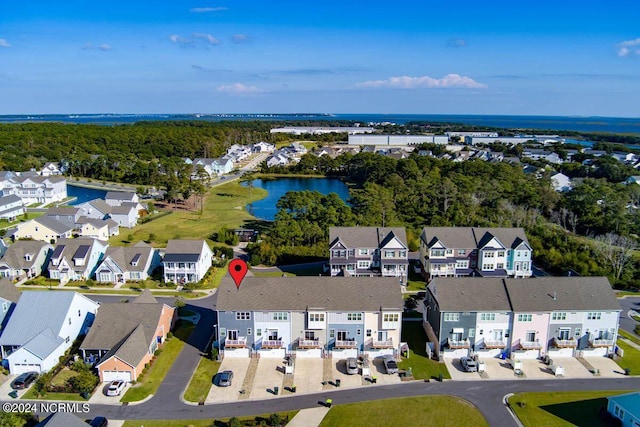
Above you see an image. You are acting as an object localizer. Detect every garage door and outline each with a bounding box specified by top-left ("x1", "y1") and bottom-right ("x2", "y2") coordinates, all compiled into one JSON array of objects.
[
  {"x1": 11, "y1": 363, "x2": 42, "y2": 375},
  {"x1": 102, "y1": 370, "x2": 132, "y2": 382}
]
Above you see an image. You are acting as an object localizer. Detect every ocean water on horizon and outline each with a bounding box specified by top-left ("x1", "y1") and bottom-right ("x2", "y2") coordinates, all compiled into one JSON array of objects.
[{"x1": 1, "y1": 113, "x2": 639, "y2": 134}]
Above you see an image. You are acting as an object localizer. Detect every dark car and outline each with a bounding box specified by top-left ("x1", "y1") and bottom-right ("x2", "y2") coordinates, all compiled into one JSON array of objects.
[
  {"x1": 10, "y1": 372, "x2": 38, "y2": 390},
  {"x1": 217, "y1": 370, "x2": 234, "y2": 387},
  {"x1": 89, "y1": 417, "x2": 109, "y2": 427}
]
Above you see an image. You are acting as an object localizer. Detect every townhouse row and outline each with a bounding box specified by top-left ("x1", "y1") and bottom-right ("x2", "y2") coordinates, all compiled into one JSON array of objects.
[
  {"x1": 215, "y1": 276, "x2": 403, "y2": 359},
  {"x1": 424, "y1": 277, "x2": 620, "y2": 360},
  {"x1": 0, "y1": 237, "x2": 213, "y2": 286}
]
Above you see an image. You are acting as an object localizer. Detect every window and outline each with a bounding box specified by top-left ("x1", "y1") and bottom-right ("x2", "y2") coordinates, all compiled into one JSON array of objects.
[
  {"x1": 558, "y1": 328, "x2": 570, "y2": 340},
  {"x1": 78, "y1": 310, "x2": 81, "y2": 317},
  {"x1": 522, "y1": 262, "x2": 529, "y2": 270},
  {"x1": 614, "y1": 405, "x2": 625, "y2": 420},
  {"x1": 384, "y1": 250, "x2": 395, "y2": 257},
  {"x1": 68, "y1": 317, "x2": 71, "y2": 325},
  {"x1": 357, "y1": 329, "x2": 361, "y2": 335},
  {"x1": 2, "y1": 302, "x2": 7, "y2": 312},
  {"x1": 482, "y1": 263, "x2": 494, "y2": 270},
  {"x1": 575, "y1": 327, "x2": 581, "y2": 336},
  {"x1": 235, "y1": 312, "x2": 251, "y2": 320},
  {"x1": 518, "y1": 314, "x2": 533, "y2": 322},
  {"x1": 468, "y1": 328, "x2": 475, "y2": 338},
  {"x1": 525, "y1": 331, "x2": 536, "y2": 342},
  {"x1": 444, "y1": 313, "x2": 460, "y2": 322},
  {"x1": 357, "y1": 261, "x2": 370, "y2": 269},
  {"x1": 457, "y1": 249, "x2": 466, "y2": 255},
  {"x1": 130, "y1": 272, "x2": 141, "y2": 280},
  {"x1": 347, "y1": 313, "x2": 362, "y2": 321},
  {"x1": 552, "y1": 312, "x2": 567, "y2": 321},
  {"x1": 496, "y1": 263, "x2": 504, "y2": 269},
  {"x1": 431, "y1": 249, "x2": 445, "y2": 257},
  {"x1": 329, "y1": 329, "x2": 335, "y2": 338},
  {"x1": 455, "y1": 260, "x2": 468, "y2": 269},
  {"x1": 480, "y1": 313, "x2": 496, "y2": 321},
  {"x1": 497, "y1": 251, "x2": 505, "y2": 257},
  {"x1": 273, "y1": 312, "x2": 288, "y2": 321},
  {"x1": 247, "y1": 328, "x2": 252, "y2": 335},
  {"x1": 178, "y1": 263, "x2": 185, "y2": 269},
  {"x1": 445, "y1": 249, "x2": 453, "y2": 255},
  {"x1": 484, "y1": 251, "x2": 495, "y2": 258},
  {"x1": 523, "y1": 251, "x2": 529, "y2": 257},
  {"x1": 165, "y1": 262, "x2": 174, "y2": 268},
  {"x1": 399, "y1": 250, "x2": 407, "y2": 257},
  {"x1": 366, "y1": 329, "x2": 372, "y2": 337},
  {"x1": 358, "y1": 249, "x2": 368, "y2": 255},
  {"x1": 587, "y1": 312, "x2": 602, "y2": 320},
  {"x1": 383, "y1": 313, "x2": 399, "y2": 322},
  {"x1": 309, "y1": 313, "x2": 324, "y2": 322},
  {"x1": 256, "y1": 329, "x2": 262, "y2": 337}
]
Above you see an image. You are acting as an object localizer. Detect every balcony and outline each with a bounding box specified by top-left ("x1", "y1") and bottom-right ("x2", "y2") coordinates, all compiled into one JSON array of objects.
[
  {"x1": 519, "y1": 341, "x2": 543, "y2": 350},
  {"x1": 224, "y1": 337, "x2": 247, "y2": 348},
  {"x1": 589, "y1": 338, "x2": 614, "y2": 348},
  {"x1": 372, "y1": 339, "x2": 394, "y2": 348},
  {"x1": 261, "y1": 339, "x2": 283, "y2": 349},
  {"x1": 553, "y1": 337, "x2": 578, "y2": 348},
  {"x1": 334, "y1": 340, "x2": 358, "y2": 349},
  {"x1": 447, "y1": 338, "x2": 470, "y2": 349},
  {"x1": 298, "y1": 338, "x2": 322, "y2": 349},
  {"x1": 482, "y1": 339, "x2": 506, "y2": 349}
]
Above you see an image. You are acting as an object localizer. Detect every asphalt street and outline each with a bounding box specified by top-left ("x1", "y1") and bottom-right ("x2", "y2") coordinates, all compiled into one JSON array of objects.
[{"x1": 617, "y1": 296, "x2": 640, "y2": 335}]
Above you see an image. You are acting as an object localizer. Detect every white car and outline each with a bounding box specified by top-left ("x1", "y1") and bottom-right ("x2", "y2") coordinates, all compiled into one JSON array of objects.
[{"x1": 106, "y1": 380, "x2": 126, "y2": 396}]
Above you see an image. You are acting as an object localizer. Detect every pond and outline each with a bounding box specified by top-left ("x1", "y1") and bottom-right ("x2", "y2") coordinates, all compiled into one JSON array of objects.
[
  {"x1": 243, "y1": 177, "x2": 350, "y2": 221},
  {"x1": 66, "y1": 184, "x2": 108, "y2": 205}
]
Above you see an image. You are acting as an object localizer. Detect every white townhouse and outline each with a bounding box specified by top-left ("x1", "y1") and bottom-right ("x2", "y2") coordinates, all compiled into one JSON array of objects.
[
  {"x1": 226, "y1": 144, "x2": 252, "y2": 161},
  {"x1": 40, "y1": 162, "x2": 63, "y2": 177},
  {"x1": 104, "y1": 191, "x2": 139, "y2": 207},
  {"x1": 215, "y1": 276, "x2": 403, "y2": 359},
  {"x1": 162, "y1": 239, "x2": 213, "y2": 284},
  {"x1": 48, "y1": 238, "x2": 108, "y2": 285},
  {"x1": 252, "y1": 141, "x2": 276, "y2": 153},
  {"x1": 0, "y1": 291, "x2": 99, "y2": 374},
  {"x1": 0, "y1": 175, "x2": 67, "y2": 205},
  {"x1": 0, "y1": 195, "x2": 25, "y2": 221}
]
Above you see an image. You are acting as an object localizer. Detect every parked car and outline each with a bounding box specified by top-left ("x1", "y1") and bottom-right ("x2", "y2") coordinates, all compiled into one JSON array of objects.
[
  {"x1": 218, "y1": 370, "x2": 234, "y2": 387},
  {"x1": 346, "y1": 357, "x2": 358, "y2": 375},
  {"x1": 89, "y1": 416, "x2": 109, "y2": 427},
  {"x1": 10, "y1": 372, "x2": 38, "y2": 390},
  {"x1": 460, "y1": 356, "x2": 478, "y2": 373},
  {"x1": 382, "y1": 355, "x2": 398, "y2": 374},
  {"x1": 106, "y1": 380, "x2": 126, "y2": 396}
]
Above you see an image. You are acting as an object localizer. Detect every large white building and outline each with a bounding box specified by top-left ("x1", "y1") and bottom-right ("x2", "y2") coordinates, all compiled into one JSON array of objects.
[
  {"x1": 348, "y1": 134, "x2": 448, "y2": 146},
  {"x1": 271, "y1": 126, "x2": 374, "y2": 135},
  {"x1": 0, "y1": 172, "x2": 67, "y2": 205}
]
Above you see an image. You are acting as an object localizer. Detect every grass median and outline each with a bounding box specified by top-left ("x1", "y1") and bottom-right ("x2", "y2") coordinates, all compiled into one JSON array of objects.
[
  {"x1": 183, "y1": 356, "x2": 220, "y2": 403},
  {"x1": 120, "y1": 321, "x2": 194, "y2": 403},
  {"x1": 320, "y1": 396, "x2": 488, "y2": 427},
  {"x1": 397, "y1": 321, "x2": 450, "y2": 380}
]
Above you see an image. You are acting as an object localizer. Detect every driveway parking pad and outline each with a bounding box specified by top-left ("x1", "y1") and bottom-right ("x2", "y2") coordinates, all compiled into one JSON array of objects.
[
  {"x1": 330, "y1": 359, "x2": 363, "y2": 388},
  {"x1": 292, "y1": 358, "x2": 323, "y2": 394},
  {"x1": 250, "y1": 358, "x2": 285, "y2": 400},
  {"x1": 586, "y1": 357, "x2": 625, "y2": 378},
  {"x1": 205, "y1": 357, "x2": 251, "y2": 403},
  {"x1": 370, "y1": 357, "x2": 403, "y2": 385},
  {"x1": 480, "y1": 358, "x2": 522, "y2": 380},
  {"x1": 89, "y1": 382, "x2": 131, "y2": 404},
  {"x1": 0, "y1": 375, "x2": 31, "y2": 399},
  {"x1": 443, "y1": 358, "x2": 483, "y2": 381}
]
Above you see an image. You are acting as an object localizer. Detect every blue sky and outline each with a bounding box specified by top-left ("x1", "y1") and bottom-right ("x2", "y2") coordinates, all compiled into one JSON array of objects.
[{"x1": 1, "y1": 1, "x2": 639, "y2": 116}]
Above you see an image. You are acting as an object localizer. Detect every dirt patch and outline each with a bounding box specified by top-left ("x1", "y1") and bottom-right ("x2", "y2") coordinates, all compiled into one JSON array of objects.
[{"x1": 153, "y1": 195, "x2": 200, "y2": 212}]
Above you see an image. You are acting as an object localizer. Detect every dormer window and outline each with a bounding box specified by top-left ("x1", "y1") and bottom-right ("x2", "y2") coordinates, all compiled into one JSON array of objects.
[{"x1": 24, "y1": 253, "x2": 32, "y2": 262}]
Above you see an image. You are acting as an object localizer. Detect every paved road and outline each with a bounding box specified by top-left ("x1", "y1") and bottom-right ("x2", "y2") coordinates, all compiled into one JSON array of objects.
[{"x1": 617, "y1": 296, "x2": 640, "y2": 335}]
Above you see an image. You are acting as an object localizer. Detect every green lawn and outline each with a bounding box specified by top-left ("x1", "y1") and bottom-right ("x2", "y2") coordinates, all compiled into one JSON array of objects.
[
  {"x1": 22, "y1": 389, "x2": 87, "y2": 401},
  {"x1": 616, "y1": 339, "x2": 640, "y2": 375},
  {"x1": 397, "y1": 321, "x2": 450, "y2": 380},
  {"x1": 50, "y1": 368, "x2": 79, "y2": 387},
  {"x1": 109, "y1": 181, "x2": 267, "y2": 247},
  {"x1": 122, "y1": 411, "x2": 299, "y2": 427},
  {"x1": 120, "y1": 322, "x2": 194, "y2": 403},
  {"x1": 509, "y1": 391, "x2": 631, "y2": 427},
  {"x1": 0, "y1": 212, "x2": 44, "y2": 229},
  {"x1": 405, "y1": 280, "x2": 426, "y2": 292},
  {"x1": 183, "y1": 356, "x2": 220, "y2": 403},
  {"x1": 619, "y1": 329, "x2": 640, "y2": 346},
  {"x1": 320, "y1": 396, "x2": 488, "y2": 427}
]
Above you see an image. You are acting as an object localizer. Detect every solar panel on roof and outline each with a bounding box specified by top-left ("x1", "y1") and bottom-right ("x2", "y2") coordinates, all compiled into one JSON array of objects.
[
  {"x1": 73, "y1": 245, "x2": 90, "y2": 259},
  {"x1": 51, "y1": 245, "x2": 65, "y2": 259},
  {"x1": 130, "y1": 253, "x2": 141, "y2": 265}
]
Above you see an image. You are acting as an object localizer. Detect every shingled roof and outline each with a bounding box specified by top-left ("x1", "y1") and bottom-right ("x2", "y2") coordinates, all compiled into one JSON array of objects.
[
  {"x1": 427, "y1": 277, "x2": 512, "y2": 312},
  {"x1": 329, "y1": 227, "x2": 407, "y2": 249},
  {"x1": 216, "y1": 276, "x2": 403, "y2": 312}
]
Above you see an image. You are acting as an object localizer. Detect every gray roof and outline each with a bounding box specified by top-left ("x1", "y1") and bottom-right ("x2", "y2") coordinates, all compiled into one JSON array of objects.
[
  {"x1": 111, "y1": 205, "x2": 136, "y2": 215},
  {"x1": 474, "y1": 227, "x2": 530, "y2": 250},
  {"x1": 84, "y1": 198, "x2": 112, "y2": 214},
  {"x1": 105, "y1": 191, "x2": 136, "y2": 201},
  {"x1": 101, "y1": 242, "x2": 154, "y2": 273},
  {"x1": 22, "y1": 328, "x2": 64, "y2": 359},
  {"x1": 33, "y1": 216, "x2": 73, "y2": 234},
  {"x1": 420, "y1": 227, "x2": 477, "y2": 248},
  {"x1": 0, "y1": 240, "x2": 51, "y2": 270},
  {"x1": 0, "y1": 291, "x2": 97, "y2": 346},
  {"x1": 45, "y1": 207, "x2": 81, "y2": 217},
  {"x1": 216, "y1": 276, "x2": 403, "y2": 312},
  {"x1": 49, "y1": 238, "x2": 102, "y2": 269},
  {"x1": 329, "y1": 227, "x2": 408, "y2": 249},
  {"x1": 36, "y1": 411, "x2": 90, "y2": 427},
  {"x1": 0, "y1": 278, "x2": 21, "y2": 303},
  {"x1": 505, "y1": 277, "x2": 620, "y2": 312},
  {"x1": 0, "y1": 194, "x2": 22, "y2": 205},
  {"x1": 427, "y1": 278, "x2": 512, "y2": 312},
  {"x1": 165, "y1": 239, "x2": 208, "y2": 255},
  {"x1": 133, "y1": 289, "x2": 159, "y2": 304}
]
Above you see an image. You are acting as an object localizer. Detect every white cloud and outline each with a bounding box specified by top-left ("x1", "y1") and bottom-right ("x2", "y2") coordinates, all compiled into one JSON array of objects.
[
  {"x1": 193, "y1": 33, "x2": 220, "y2": 45},
  {"x1": 0, "y1": 39, "x2": 11, "y2": 48},
  {"x1": 231, "y1": 34, "x2": 248, "y2": 44},
  {"x1": 189, "y1": 6, "x2": 228, "y2": 13},
  {"x1": 447, "y1": 38, "x2": 467, "y2": 48},
  {"x1": 356, "y1": 74, "x2": 487, "y2": 89},
  {"x1": 82, "y1": 43, "x2": 112, "y2": 51},
  {"x1": 216, "y1": 83, "x2": 264, "y2": 94},
  {"x1": 616, "y1": 38, "x2": 640, "y2": 57},
  {"x1": 99, "y1": 44, "x2": 112, "y2": 51}
]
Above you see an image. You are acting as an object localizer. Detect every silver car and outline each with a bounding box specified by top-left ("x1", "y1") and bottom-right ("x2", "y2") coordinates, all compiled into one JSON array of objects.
[
  {"x1": 346, "y1": 357, "x2": 358, "y2": 375},
  {"x1": 383, "y1": 355, "x2": 399, "y2": 374},
  {"x1": 460, "y1": 356, "x2": 478, "y2": 372}
]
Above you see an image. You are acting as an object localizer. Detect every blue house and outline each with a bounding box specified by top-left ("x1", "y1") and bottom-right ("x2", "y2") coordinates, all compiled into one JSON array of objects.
[{"x1": 608, "y1": 392, "x2": 640, "y2": 427}]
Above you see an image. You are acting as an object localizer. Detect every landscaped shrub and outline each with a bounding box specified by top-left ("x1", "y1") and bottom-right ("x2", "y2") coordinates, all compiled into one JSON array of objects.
[{"x1": 67, "y1": 370, "x2": 99, "y2": 394}]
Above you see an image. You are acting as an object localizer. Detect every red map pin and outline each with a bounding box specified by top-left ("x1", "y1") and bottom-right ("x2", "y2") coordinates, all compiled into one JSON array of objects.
[{"x1": 229, "y1": 259, "x2": 248, "y2": 289}]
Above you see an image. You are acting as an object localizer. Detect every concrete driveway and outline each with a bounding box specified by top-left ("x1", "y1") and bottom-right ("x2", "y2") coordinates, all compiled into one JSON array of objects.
[
  {"x1": 330, "y1": 359, "x2": 365, "y2": 388},
  {"x1": 205, "y1": 358, "x2": 251, "y2": 403},
  {"x1": 0, "y1": 374, "x2": 31, "y2": 399},
  {"x1": 89, "y1": 382, "x2": 131, "y2": 404},
  {"x1": 444, "y1": 358, "x2": 484, "y2": 381},
  {"x1": 370, "y1": 357, "x2": 403, "y2": 385},
  {"x1": 292, "y1": 359, "x2": 324, "y2": 395},
  {"x1": 584, "y1": 357, "x2": 626, "y2": 378},
  {"x1": 250, "y1": 358, "x2": 286, "y2": 400}
]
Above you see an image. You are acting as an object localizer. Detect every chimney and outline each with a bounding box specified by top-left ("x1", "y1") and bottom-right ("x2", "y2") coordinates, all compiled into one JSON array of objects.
[{"x1": 553, "y1": 291, "x2": 557, "y2": 301}]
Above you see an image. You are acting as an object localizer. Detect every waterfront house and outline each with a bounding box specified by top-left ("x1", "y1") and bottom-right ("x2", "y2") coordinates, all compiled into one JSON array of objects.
[
  {"x1": 48, "y1": 238, "x2": 108, "y2": 285},
  {"x1": 0, "y1": 195, "x2": 24, "y2": 222},
  {"x1": 252, "y1": 141, "x2": 276, "y2": 153},
  {"x1": 0, "y1": 175, "x2": 67, "y2": 206},
  {"x1": 76, "y1": 198, "x2": 113, "y2": 220},
  {"x1": 105, "y1": 191, "x2": 139, "y2": 207},
  {"x1": 44, "y1": 206, "x2": 83, "y2": 230},
  {"x1": 329, "y1": 227, "x2": 409, "y2": 279},
  {"x1": 80, "y1": 290, "x2": 176, "y2": 382},
  {"x1": 0, "y1": 291, "x2": 99, "y2": 374},
  {"x1": 215, "y1": 276, "x2": 403, "y2": 359},
  {"x1": 162, "y1": 239, "x2": 213, "y2": 284}
]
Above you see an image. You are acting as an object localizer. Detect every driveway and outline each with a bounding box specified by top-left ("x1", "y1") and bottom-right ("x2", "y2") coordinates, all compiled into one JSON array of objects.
[
  {"x1": 0, "y1": 375, "x2": 31, "y2": 399},
  {"x1": 250, "y1": 358, "x2": 286, "y2": 400},
  {"x1": 330, "y1": 359, "x2": 365, "y2": 388},
  {"x1": 444, "y1": 358, "x2": 484, "y2": 381},
  {"x1": 292, "y1": 359, "x2": 324, "y2": 395},
  {"x1": 89, "y1": 382, "x2": 130, "y2": 404},
  {"x1": 205, "y1": 358, "x2": 251, "y2": 403}
]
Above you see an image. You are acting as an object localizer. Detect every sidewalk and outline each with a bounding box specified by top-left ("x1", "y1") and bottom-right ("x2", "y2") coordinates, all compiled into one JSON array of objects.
[{"x1": 286, "y1": 407, "x2": 331, "y2": 427}]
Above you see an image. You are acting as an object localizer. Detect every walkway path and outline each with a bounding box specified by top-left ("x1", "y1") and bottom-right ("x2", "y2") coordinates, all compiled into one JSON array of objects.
[{"x1": 286, "y1": 407, "x2": 330, "y2": 427}]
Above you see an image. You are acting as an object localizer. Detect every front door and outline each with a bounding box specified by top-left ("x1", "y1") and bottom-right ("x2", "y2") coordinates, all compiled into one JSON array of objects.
[
  {"x1": 268, "y1": 330, "x2": 279, "y2": 340},
  {"x1": 337, "y1": 331, "x2": 348, "y2": 341},
  {"x1": 228, "y1": 330, "x2": 238, "y2": 340},
  {"x1": 377, "y1": 331, "x2": 388, "y2": 341},
  {"x1": 493, "y1": 330, "x2": 503, "y2": 341}
]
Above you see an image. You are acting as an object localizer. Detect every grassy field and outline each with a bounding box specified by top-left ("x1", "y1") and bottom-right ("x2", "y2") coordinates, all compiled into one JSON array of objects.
[
  {"x1": 183, "y1": 356, "x2": 220, "y2": 403},
  {"x1": 320, "y1": 396, "x2": 488, "y2": 427},
  {"x1": 122, "y1": 411, "x2": 299, "y2": 427},
  {"x1": 509, "y1": 391, "x2": 630, "y2": 427},
  {"x1": 120, "y1": 321, "x2": 194, "y2": 403},
  {"x1": 109, "y1": 181, "x2": 267, "y2": 247},
  {"x1": 397, "y1": 321, "x2": 450, "y2": 380},
  {"x1": 619, "y1": 329, "x2": 640, "y2": 345}
]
